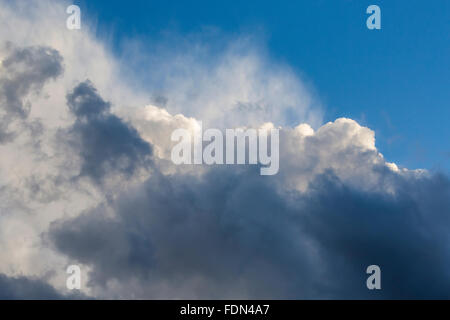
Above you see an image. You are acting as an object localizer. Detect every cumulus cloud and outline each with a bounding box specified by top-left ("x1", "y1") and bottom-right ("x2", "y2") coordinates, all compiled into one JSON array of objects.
[
  {"x1": 0, "y1": 0, "x2": 449, "y2": 300},
  {"x1": 47, "y1": 133, "x2": 450, "y2": 299},
  {"x1": 278, "y1": 118, "x2": 405, "y2": 193}
]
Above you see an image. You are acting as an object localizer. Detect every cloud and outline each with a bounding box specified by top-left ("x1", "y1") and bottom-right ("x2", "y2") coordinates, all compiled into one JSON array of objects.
[
  {"x1": 0, "y1": 44, "x2": 63, "y2": 142},
  {"x1": 122, "y1": 37, "x2": 323, "y2": 130},
  {"x1": 296, "y1": 171, "x2": 450, "y2": 299},
  {"x1": 0, "y1": 0, "x2": 449, "y2": 300},
  {"x1": 0, "y1": 0, "x2": 143, "y2": 290},
  {"x1": 118, "y1": 104, "x2": 200, "y2": 162},
  {"x1": 62, "y1": 80, "x2": 153, "y2": 184},
  {"x1": 48, "y1": 168, "x2": 305, "y2": 299},
  {"x1": 0, "y1": 273, "x2": 86, "y2": 299},
  {"x1": 48, "y1": 159, "x2": 450, "y2": 299},
  {"x1": 277, "y1": 118, "x2": 404, "y2": 193}
]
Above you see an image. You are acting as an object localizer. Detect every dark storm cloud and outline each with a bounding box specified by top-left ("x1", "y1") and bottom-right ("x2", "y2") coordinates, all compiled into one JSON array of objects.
[
  {"x1": 64, "y1": 81, "x2": 153, "y2": 183},
  {"x1": 0, "y1": 44, "x2": 63, "y2": 142},
  {"x1": 46, "y1": 204, "x2": 154, "y2": 287},
  {"x1": 48, "y1": 167, "x2": 315, "y2": 298},
  {"x1": 0, "y1": 273, "x2": 86, "y2": 300},
  {"x1": 296, "y1": 169, "x2": 450, "y2": 299},
  {"x1": 47, "y1": 163, "x2": 450, "y2": 299}
]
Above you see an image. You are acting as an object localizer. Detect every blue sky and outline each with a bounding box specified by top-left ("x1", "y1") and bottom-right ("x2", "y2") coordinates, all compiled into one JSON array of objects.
[{"x1": 75, "y1": 0, "x2": 450, "y2": 172}]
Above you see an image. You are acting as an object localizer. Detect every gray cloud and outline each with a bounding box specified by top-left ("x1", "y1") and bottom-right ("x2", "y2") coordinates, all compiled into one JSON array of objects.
[
  {"x1": 63, "y1": 81, "x2": 153, "y2": 184},
  {"x1": 0, "y1": 44, "x2": 63, "y2": 142},
  {"x1": 0, "y1": 273, "x2": 86, "y2": 300},
  {"x1": 48, "y1": 168, "x2": 308, "y2": 298},
  {"x1": 296, "y1": 169, "x2": 450, "y2": 299},
  {"x1": 48, "y1": 164, "x2": 450, "y2": 299}
]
